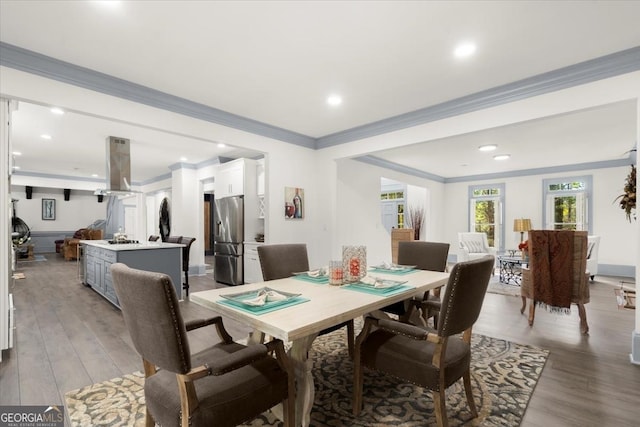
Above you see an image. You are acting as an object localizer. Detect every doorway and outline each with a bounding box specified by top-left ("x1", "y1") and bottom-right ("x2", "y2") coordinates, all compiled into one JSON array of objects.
[{"x1": 204, "y1": 193, "x2": 214, "y2": 255}]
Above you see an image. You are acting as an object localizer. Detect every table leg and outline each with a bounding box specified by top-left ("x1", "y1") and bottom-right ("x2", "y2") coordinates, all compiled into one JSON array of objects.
[{"x1": 290, "y1": 333, "x2": 318, "y2": 427}]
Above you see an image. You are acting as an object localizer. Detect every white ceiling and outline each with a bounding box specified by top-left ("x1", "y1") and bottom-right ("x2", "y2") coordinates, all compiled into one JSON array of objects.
[{"x1": 1, "y1": 1, "x2": 639, "y2": 181}]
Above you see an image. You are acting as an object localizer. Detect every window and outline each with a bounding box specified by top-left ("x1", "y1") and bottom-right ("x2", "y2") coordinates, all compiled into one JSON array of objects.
[
  {"x1": 381, "y1": 189, "x2": 406, "y2": 232},
  {"x1": 543, "y1": 176, "x2": 591, "y2": 232},
  {"x1": 468, "y1": 184, "x2": 504, "y2": 250}
]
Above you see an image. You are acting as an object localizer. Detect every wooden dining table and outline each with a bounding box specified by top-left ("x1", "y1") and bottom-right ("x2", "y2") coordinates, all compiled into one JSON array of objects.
[{"x1": 190, "y1": 268, "x2": 449, "y2": 427}]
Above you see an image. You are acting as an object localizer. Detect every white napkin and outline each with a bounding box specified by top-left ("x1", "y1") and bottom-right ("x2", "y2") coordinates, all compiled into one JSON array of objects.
[
  {"x1": 360, "y1": 275, "x2": 400, "y2": 289},
  {"x1": 307, "y1": 267, "x2": 328, "y2": 277},
  {"x1": 243, "y1": 290, "x2": 289, "y2": 306}
]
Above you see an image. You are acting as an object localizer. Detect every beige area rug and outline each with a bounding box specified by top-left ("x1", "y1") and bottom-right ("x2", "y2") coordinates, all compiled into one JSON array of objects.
[
  {"x1": 65, "y1": 328, "x2": 548, "y2": 426},
  {"x1": 486, "y1": 275, "x2": 522, "y2": 297}
]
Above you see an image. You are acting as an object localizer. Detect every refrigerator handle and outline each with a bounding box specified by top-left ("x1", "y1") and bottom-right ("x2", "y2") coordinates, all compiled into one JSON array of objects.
[{"x1": 216, "y1": 220, "x2": 221, "y2": 236}]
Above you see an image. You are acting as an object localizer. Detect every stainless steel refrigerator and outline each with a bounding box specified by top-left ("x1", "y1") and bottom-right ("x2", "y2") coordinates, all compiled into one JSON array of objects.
[{"x1": 214, "y1": 195, "x2": 244, "y2": 285}]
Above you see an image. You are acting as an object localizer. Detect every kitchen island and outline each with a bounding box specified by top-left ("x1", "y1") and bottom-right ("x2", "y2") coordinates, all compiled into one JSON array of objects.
[{"x1": 81, "y1": 240, "x2": 183, "y2": 308}]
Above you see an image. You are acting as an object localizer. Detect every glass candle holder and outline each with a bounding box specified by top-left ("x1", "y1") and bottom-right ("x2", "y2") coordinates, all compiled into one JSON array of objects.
[
  {"x1": 329, "y1": 260, "x2": 344, "y2": 286},
  {"x1": 342, "y1": 245, "x2": 367, "y2": 283}
]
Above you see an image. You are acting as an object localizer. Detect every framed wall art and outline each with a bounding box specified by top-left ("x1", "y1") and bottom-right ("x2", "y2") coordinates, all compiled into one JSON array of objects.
[
  {"x1": 42, "y1": 198, "x2": 56, "y2": 220},
  {"x1": 285, "y1": 187, "x2": 304, "y2": 219}
]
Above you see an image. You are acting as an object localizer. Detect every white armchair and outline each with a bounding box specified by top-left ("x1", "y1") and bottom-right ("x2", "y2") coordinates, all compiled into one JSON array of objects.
[
  {"x1": 587, "y1": 235, "x2": 600, "y2": 281},
  {"x1": 458, "y1": 232, "x2": 497, "y2": 273}
]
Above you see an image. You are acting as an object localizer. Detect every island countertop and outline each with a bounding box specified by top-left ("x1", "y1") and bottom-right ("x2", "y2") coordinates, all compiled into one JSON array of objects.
[{"x1": 80, "y1": 240, "x2": 184, "y2": 251}]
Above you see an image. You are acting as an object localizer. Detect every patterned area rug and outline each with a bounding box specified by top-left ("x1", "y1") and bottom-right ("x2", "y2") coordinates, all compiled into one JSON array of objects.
[{"x1": 65, "y1": 328, "x2": 548, "y2": 426}]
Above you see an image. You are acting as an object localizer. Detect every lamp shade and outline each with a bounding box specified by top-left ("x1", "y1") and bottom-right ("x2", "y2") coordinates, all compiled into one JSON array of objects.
[{"x1": 513, "y1": 218, "x2": 532, "y2": 232}]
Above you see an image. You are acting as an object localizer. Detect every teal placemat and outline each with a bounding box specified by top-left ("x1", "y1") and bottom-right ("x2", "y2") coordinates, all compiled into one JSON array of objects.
[
  {"x1": 216, "y1": 296, "x2": 310, "y2": 315},
  {"x1": 342, "y1": 283, "x2": 415, "y2": 296},
  {"x1": 369, "y1": 267, "x2": 417, "y2": 275},
  {"x1": 293, "y1": 274, "x2": 329, "y2": 284}
]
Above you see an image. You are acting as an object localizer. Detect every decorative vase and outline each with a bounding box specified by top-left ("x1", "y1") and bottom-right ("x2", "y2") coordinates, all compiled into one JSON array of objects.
[{"x1": 342, "y1": 245, "x2": 366, "y2": 283}]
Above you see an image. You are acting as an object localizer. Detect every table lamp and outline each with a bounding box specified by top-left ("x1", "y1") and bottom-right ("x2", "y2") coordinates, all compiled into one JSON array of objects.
[{"x1": 513, "y1": 218, "x2": 532, "y2": 243}]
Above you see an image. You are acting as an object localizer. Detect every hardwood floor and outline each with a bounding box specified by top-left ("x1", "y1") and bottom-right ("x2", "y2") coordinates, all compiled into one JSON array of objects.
[{"x1": 1, "y1": 254, "x2": 639, "y2": 426}]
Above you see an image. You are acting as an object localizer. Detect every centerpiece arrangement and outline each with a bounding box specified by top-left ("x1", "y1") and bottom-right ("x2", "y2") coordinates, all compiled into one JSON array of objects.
[{"x1": 518, "y1": 240, "x2": 529, "y2": 260}]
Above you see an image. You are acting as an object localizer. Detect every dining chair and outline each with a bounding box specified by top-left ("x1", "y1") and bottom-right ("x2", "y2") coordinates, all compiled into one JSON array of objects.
[
  {"x1": 165, "y1": 235, "x2": 182, "y2": 244},
  {"x1": 111, "y1": 263, "x2": 295, "y2": 427},
  {"x1": 520, "y1": 230, "x2": 590, "y2": 334},
  {"x1": 258, "y1": 243, "x2": 355, "y2": 357},
  {"x1": 180, "y1": 236, "x2": 196, "y2": 296},
  {"x1": 148, "y1": 235, "x2": 160, "y2": 242},
  {"x1": 353, "y1": 256, "x2": 494, "y2": 427},
  {"x1": 379, "y1": 241, "x2": 449, "y2": 327}
]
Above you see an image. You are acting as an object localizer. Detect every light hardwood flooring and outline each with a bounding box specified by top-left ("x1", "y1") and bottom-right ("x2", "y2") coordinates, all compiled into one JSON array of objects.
[{"x1": 1, "y1": 254, "x2": 639, "y2": 426}]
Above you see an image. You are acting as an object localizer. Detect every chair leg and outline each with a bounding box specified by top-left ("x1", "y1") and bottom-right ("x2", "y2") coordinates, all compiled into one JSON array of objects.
[
  {"x1": 183, "y1": 271, "x2": 189, "y2": 296},
  {"x1": 346, "y1": 320, "x2": 355, "y2": 358},
  {"x1": 520, "y1": 296, "x2": 527, "y2": 314},
  {"x1": 577, "y1": 303, "x2": 589, "y2": 335},
  {"x1": 433, "y1": 389, "x2": 448, "y2": 427},
  {"x1": 352, "y1": 351, "x2": 363, "y2": 415},
  {"x1": 145, "y1": 410, "x2": 155, "y2": 427},
  {"x1": 462, "y1": 371, "x2": 478, "y2": 418},
  {"x1": 528, "y1": 299, "x2": 536, "y2": 326}
]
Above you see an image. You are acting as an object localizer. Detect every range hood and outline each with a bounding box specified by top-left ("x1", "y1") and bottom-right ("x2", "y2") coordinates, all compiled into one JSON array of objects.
[{"x1": 94, "y1": 136, "x2": 140, "y2": 197}]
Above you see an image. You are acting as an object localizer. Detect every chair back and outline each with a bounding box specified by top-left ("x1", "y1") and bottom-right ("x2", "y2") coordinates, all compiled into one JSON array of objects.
[
  {"x1": 165, "y1": 235, "x2": 182, "y2": 244},
  {"x1": 528, "y1": 230, "x2": 588, "y2": 308},
  {"x1": 437, "y1": 256, "x2": 494, "y2": 337},
  {"x1": 398, "y1": 241, "x2": 449, "y2": 272},
  {"x1": 148, "y1": 235, "x2": 160, "y2": 242},
  {"x1": 110, "y1": 263, "x2": 191, "y2": 374},
  {"x1": 181, "y1": 237, "x2": 196, "y2": 273},
  {"x1": 457, "y1": 232, "x2": 490, "y2": 253},
  {"x1": 257, "y1": 244, "x2": 309, "y2": 280}
]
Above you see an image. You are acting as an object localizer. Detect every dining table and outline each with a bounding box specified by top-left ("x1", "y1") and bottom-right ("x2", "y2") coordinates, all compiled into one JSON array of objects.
[{"x1": 190, "y1": 267, "x2": 449, "y2": 427}]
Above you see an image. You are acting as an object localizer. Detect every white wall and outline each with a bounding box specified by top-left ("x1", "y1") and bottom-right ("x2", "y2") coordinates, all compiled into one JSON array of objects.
[
  {"x1": 334, "y1": 159, "x2": 446, "y2": 267},
  {"x1": 10, "y1": 186, "x2": 105, "y2": 232},
  {"x1": 443, "y1": 165, "x2": 636, "y2": 274}
]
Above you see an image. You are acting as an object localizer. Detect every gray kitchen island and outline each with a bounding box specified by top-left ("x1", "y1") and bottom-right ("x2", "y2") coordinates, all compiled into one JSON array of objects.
[{"x1": 81, "y1": 240, "x2": 183, "y2": 308}]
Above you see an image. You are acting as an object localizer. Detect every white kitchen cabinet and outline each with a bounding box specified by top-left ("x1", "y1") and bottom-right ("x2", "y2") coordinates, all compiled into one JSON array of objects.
[
  {"x1": 215, "y1": 159, "x2": 245, "y2": 197},
  {"x1": 244, "y1": 242, "x2": 264, "y2": 283}
]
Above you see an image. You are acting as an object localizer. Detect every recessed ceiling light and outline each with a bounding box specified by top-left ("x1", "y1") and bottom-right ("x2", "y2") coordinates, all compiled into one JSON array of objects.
[
  {"x1": 91, "y1": 174, "x2": 99, "y2": 178},
  {"x1": 478, "y1": 144, "x2": 497, "y2": 152},
  {"x1": 180, "y1": 157, "x2": 188, "y2": 162},
  {"x1": 12, "y1": 151, "x2": 22, "y2": 156},
  {"x1": 454, "y1": 42, "x2": 477, "y2": 58},
  {"x1": 13, "y1": 166, "x2": 20, "y2": 170},
  {"x1": 493, "y1": 154, "x2": 511, "y2": 161},
  {"x1": 50, "y1": 107, "x2": 65, "y2": 115},
  {"x1": 217, "y1": 143, "x2": 226, "y2": 148},
  {"x1": 40, "y1": 134, "x2": 52, "y2": 140},
  {"x1": 327, "y1": 94, "x2": 342, "y2": 106}
]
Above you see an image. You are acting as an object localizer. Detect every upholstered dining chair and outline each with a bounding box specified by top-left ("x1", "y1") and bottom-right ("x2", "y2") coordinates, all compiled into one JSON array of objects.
[
  {"x1": 353, "y1": 256, "x2": 494, "y2": 427},
  {"x1": 379, "y1": 241, "x2": 450, "y2": 327},
  {"x1": 110, "y1": 263, "x2": 295, "y2": 427},
  {"x1": 520, "y1": 230, "x2": 590, "y2": 334},
  {"x1": 165, "y1": 235, "x2": 182, "y2": 244},
  {"x1": 148, "y1": 235, "x2": 160, "y2": 242},
  {"x1": 257, "y1": 243, "x2": 355, "y2": 357}
]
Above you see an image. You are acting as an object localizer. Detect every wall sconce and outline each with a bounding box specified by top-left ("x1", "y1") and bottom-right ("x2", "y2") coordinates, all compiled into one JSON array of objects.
[{"x1": 513, "y1": 218, "x2": 532, "y2": 243}]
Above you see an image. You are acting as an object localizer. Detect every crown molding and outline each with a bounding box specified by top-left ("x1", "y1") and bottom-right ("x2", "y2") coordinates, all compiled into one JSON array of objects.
[
  {"x1": 317, "y1": 46, "x2": 640, "y2": 148},
  {"x1": 0, "y1": 42, "x2": 315, "y2": 149}
]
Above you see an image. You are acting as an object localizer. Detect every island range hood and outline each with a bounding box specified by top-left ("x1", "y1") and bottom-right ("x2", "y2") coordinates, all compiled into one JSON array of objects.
[{"x1": 94, "y1": 136, "x2": 139, "y2": 197}]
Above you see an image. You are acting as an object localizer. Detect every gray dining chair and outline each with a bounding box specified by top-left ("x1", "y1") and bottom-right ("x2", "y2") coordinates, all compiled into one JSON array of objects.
[
  {"x1": 258, "y1": 243, "x2": 355, "y2": 357},
  {"x1": 380, "y1": 241, "x2": 450, "y2": 326},
  {"x1": 111, "y1": 263, "x2": 295, "y2": 427},
  {"x1": 353, "y1": 256, "x2": 494, "y2": 426}
]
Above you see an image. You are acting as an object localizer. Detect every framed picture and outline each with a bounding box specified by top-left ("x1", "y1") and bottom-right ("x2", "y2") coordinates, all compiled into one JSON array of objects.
[
  {"x1": 284, "y1": 187, "x2": 304, "y2": 219},
  {"x1": 42, "y1": 198, "x2": 56, "y2": 220}
]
